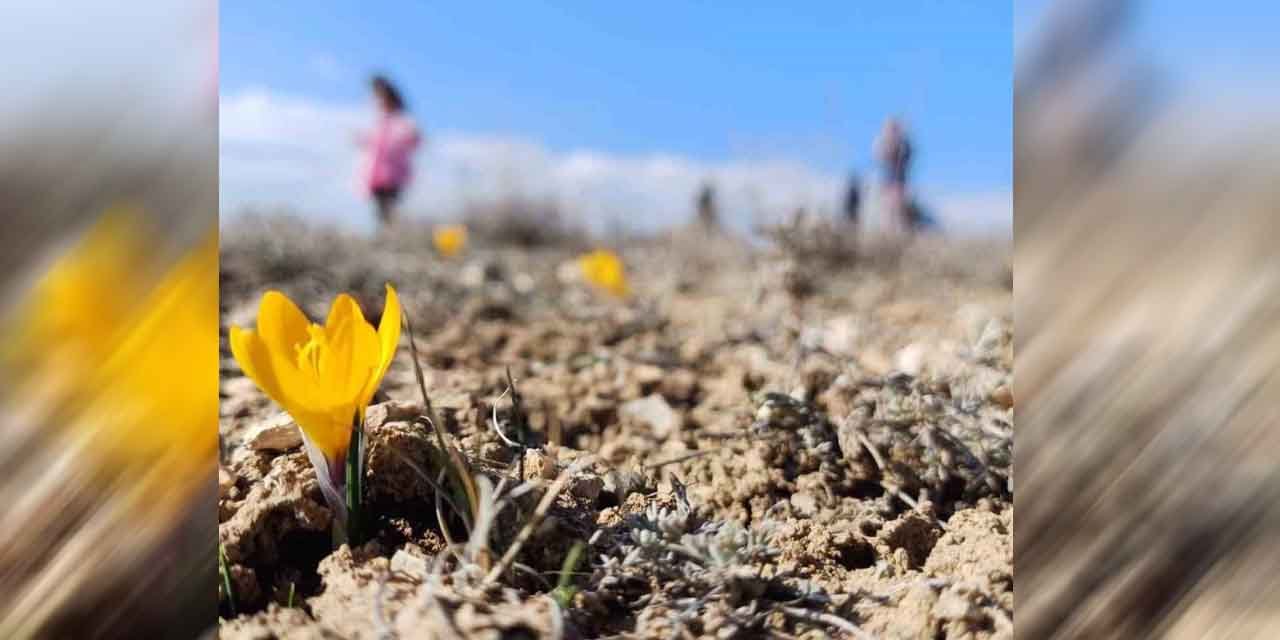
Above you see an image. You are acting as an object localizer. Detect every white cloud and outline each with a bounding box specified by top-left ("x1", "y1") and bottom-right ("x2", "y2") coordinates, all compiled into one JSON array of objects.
[
  {"x1": 220, "y1": 89, "x2": 1010, "y2": 235},
  {"x1": 2, "y1": 0, "x2": 213, "y2": 137},
  {"x1": 918, "y1": 188, "x2": 1013, "y2": 236}
]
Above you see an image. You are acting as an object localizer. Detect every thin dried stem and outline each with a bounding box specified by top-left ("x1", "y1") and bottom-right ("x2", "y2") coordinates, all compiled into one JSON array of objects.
[
  {"x1": 402, "y1": 305, "x2": 480, "y2": 524},
  {"x1": 483, "y1": 456, "x2": 594, "y2": 585},
  {"x1": 488, "y1": 386, "x2": 521, "y2": 449},
  {"x1": 779, "y1": 606, "x2": 878, "y2": 640},
  {"x1": 387, "y1": 444, "x2": 471, "y2": 539}
]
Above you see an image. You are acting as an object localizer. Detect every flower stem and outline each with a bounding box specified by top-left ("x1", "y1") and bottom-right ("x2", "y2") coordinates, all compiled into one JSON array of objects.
[
  {"x1": 219, "y1": 543, "x2": 236, "y2": 617},
  {"x1": 551, "y1": 540, "x2": 586, "y2": 609},
  {"x1": 346, "y1": 411, "x2": 365, "y2": 546}
]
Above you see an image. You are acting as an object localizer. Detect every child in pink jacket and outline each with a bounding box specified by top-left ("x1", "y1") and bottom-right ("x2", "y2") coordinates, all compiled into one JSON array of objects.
[{"x1": 357, "y1": 75, "x2": 421, "y2": 228}]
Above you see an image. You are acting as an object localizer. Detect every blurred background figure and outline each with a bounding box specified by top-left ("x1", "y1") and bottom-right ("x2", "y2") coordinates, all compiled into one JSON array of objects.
[
  {"x1": 357, "y1": 74, "x2": 422, "y2": 230},
  {"x1": 695, "y1": 181, "x2": 719, "y2": 229},
  {"x1": 873, "y1": 116, "x2": 914, "y2": 233},
  {"x1": 906, "y1": 198, "x2": 940, "y2": 234},
  {"x1": 842, "y1": 170, "x2": 862, "y2": 226}
]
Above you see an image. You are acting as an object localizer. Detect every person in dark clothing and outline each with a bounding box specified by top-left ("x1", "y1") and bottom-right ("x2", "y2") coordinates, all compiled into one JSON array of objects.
[
  {"x1": 843, "y1": 172, "x2": 862, "y2": 224},
  {"x1": 696, "y1": 182, "x2": 719, "y2": 228},
  {"x1": 874, "y1": 117, "x2": 914, "y2": 233},
  {"x1": 906, "y1": 198, "x2": 940, "y2": 232}
]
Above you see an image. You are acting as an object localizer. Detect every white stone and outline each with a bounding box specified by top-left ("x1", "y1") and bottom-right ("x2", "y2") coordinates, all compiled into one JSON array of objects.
[
  {"x1": 246, "y1": 413, "x2": 302, "y2": 452},
  {"x1": 620, "y1": 394, "x2": 681, "y2": 440},
  {"x1": 390, "y1": 549, "x2": 429, "y2": 578},
  {"x1": 894, "y1": 343, "x2": 928, "y2": 376}
]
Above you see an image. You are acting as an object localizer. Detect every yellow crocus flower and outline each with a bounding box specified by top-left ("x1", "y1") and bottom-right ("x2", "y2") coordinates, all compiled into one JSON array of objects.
[
  {"x1": 2, "y1": 207, "x2": 149, "y2": 388},
  {"x1": 433, "y1": 224, "x2": 468, "y2": 258},
  {"x1": 579, "y1": 249, "x2": 631, "y2": 298},
  {"x1": 0, "y1": 211, "x2": 219, "y2": 638},
  {"x1": 1, "y1": 208, "x2": 219, "y2": 495},
  {"x1": 91, "y1": 228, "x2": 220, "y2": 488},
  {"x1": 229, "y1": 285, "x2": 400, "y2": 521}
]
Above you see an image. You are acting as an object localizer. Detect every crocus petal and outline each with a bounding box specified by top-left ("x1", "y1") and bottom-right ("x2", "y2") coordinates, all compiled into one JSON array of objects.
[
  {"x1": 352, "y1": 319, "x2": 380, "y2": 395},
  {"x1": 298, "y1": 426, "x2": 347, "y2": 525},
  {"x1": 322, "y1": 302, "x2": 380, "y2": 404},
  {"x1": 361, "y1": 284, "x2": 401, "y2": 407},
  {"x1": 232, "y1": 324, "x2": 331, "y2": 451},
  {"x1": 320, "y1": 294, "x2": 374, "y2": 396},
  {"x1": 325, "y1": 293, "x2": 366, "y2": 333},
  {"x1": 320, "y1": 311, "x2": 355, "y2": 398},
  {"x1": 257, "y1": 291, "x2": 311, "y2": 356},
  {"x1": 229, "y1": 326, "x2": 288, "y2": 406},
  {"x1": 252, "y1": 291, "x2": 324, "y2": 409},
  {"x1": 293, "y1": 410, "x2": 352, "y2": 474}
]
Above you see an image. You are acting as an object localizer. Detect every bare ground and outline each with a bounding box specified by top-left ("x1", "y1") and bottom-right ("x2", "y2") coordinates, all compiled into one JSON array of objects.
[{"x1": 217, "y1": 217, "x2": 1012, "y2": 639}]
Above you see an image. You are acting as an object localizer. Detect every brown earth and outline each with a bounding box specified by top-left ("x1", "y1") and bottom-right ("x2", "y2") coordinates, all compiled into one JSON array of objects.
[{"x1": 218, "y1": 217, "x2": 1012, "y2": 639}]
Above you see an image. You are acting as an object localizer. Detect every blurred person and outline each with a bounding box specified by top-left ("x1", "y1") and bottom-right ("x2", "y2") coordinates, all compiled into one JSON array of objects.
[
  {"x1": 873, "y1": 116, "x2": 913, "y2": 233},
  {"x1": 356, "y1": 75, "x2": 422, "y2": 229},
  {"x1": 696, "y1": 181, "x2": 719, "y2": 229},
  {"x1": 906, "y1": 197, "x2": 940, "y2": 233},
  {"x1": 842, "y1": 170, "x2": 862, "y2": 225}
]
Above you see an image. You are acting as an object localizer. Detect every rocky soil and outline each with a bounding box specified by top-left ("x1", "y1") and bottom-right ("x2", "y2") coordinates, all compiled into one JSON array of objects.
[{"x1": 217, "y1": 216, "x2": 1012, "y2": 639}]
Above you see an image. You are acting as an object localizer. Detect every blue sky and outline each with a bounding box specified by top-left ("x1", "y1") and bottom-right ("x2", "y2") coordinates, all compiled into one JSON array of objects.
[
  {"x1": 220, "y1": 2, "x2": 1013, "y2": 233},
  {"x1": 222, "y1": 2, "x2": 1011, "y2": 189}
]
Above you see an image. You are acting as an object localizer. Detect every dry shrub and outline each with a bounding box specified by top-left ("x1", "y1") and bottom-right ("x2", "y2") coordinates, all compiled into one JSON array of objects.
[{"x1": 462, "y1": 195, "x2": 587, "y2": 249}]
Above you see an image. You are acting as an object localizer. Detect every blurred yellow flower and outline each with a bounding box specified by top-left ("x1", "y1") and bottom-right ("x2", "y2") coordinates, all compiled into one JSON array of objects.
[
  {"x1": 579, "y1": 249, "x2": 630, "y2": 298},
  {"x1": 1, "y1": 208, "x2": 219, "y2": 498},
  {"x1": 0, "y1": 209, "x2": 219, "y2": 638},
  {"x1": 2, "y1": 208, "x2": 148, "y2": 383},
  {"x1": 229, "y1": 285, "x2": 400, "y2": 520},
  {"x1": 433, "y1": 224, "x2": 468, "y2": 258},
  {"x1": 90, "y1": 229, "x2": 220, "y2": 481}
]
